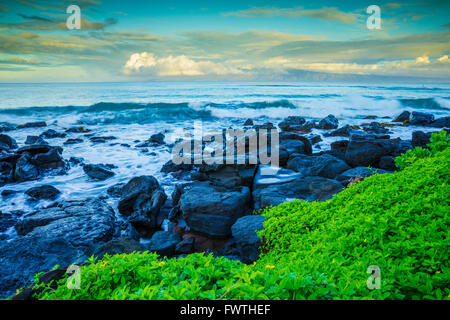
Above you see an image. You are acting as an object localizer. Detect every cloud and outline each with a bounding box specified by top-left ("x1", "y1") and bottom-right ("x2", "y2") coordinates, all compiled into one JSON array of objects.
[
  {"x1": 224, "y1": 6, "x2": 357, "y2": 24},
  {"x1": 415, "y1": 55, "x2": 430, "y2": 64},
  {"x1": 0, "y1": 57, "x2": 40, "y2": 65},
  {"x1": 123, "y1": 52, "x2": 242, "y2": 76},
  {"x1": 438, "y1": 55, "x2": 449, "y2": 62}
]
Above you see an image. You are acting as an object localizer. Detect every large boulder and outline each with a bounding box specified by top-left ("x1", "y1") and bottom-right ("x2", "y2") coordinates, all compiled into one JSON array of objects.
[
  {"x1": 324, "y1": 125, "x2": 352, "y2": 137},
  {"x1": 14, "y1": 153, "x2": 40, "y2": 182},
  {"x1": 118, "y1": 176, "x2": 167, "y2": 236},
  {"x1": 392, "y1": 111, "x2": 410, "y2": 123},
  {"x1": 279, "y1": 131, "x2": 312, "y2": 156},
  {"x1": 286, "y1": 154, "x2": 350, "y2": 179},
  {"x1": 278, "y1": 116, "x2": 306, "y2": 132},
  {"x1": 411, "y1": 131, "x2": 431, "y2": 148},
  {"x1": 428, "y1": 116, "x2": 450, "y2": 128},
  {"x1": 40, "y1": 129, "x2": 67, "y2": 139},
  {"x1": 409, "y1": 112, "x2": 434, "y2": 125},
  {"x1": 1, "y1": 198, "x2": 115, "y2": 298},
  {"x1": 179, "y1": 183, "x2": 251, "y2": 238},
  {"x1": 25, "y1": 136, "x2": 48, "y2": 145},
  {"x1": 25, "y1": 185, "x2": 61, "y2": 201},
  {"x1": 252, "y1": 165, "x2": 343, "y2": 210},
  {"x1": 89, "y1": 238, "x2": 145, "y2": 259},
  {"x1": 345, "y1": 132, "x2": 398, "y2": 167},
  {"x1": 230, "y1": 215, "x2": 265, "y2": 263},
  {"x1": 0, "y1": 134, "x2": 17, "y2": 151},
  {"x1": 147, "y1": 231, "x2": 182, "y2": 257},
  {"x1": 83, "y1": 164, "x2": 115, "y2": 181},
  {"x1": 316, "y1": 114, "x2": 338, "y2": 130}
]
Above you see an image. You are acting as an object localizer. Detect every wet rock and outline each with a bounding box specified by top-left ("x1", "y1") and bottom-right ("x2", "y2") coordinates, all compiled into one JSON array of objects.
[
  {"x1": 409, "y1": 112, "x2": 434, "y2": 125},
  {"x1": 63, "y1": 138, "x2": 83, "y2": 145},
  {"x1": 17, "y1": 121, "x2": 47, "y2": 129},
  {"x1": 279, "y1": 131, "x2": 313, "y2": 156},
  {"x1": 161, "y1": 160, "x2": 194, "y2": 173},
  {"x1": 278, "y1": 116, "x2": 306, "y2": 132},
  {"x1": 324, "y1": 124, "x2": 352, "y2": 137},
  {"x1": 65, "y1": 126, "x2": 90, "y2": 133},
  {"x1": 307, "y1": 134, "x2": 322, "y2": 145},
  {"x1": 345, "y1": 132, "x2": 398, "y2": 167},
  {"x1": 286, "y1": 154, "x2": 350, "y2": 179},
  {"x1": 69, "y1": 156, "x2": 84, "y2": 166},
  {"x1": 31, "y1": 147, "x2": 66, "y2": 173},
  {"x1": 392, "y1": 111, "x2": 410, "y2": 123},
  {"x1": 0, "y1": 161, "x2": 15, "y2": 185},
  {"x1": 83, "y1": 164, "x2": 115, "y2": 180},
  {"x1": 150, "y1": 132, "x2": 165, "y2": 145},
  {"x1": 40, "y1": 129, "x2": 67, "y2": 139},
  {"x1": 14, "y1": 153, "x2": 39, "y2": 182},
  {"x1": 106, "y1": 183, "x2": 125, "y2": 198},
  {"x1": 428, "y1": 116, "x2": 450, "y2": 128},
  {"x1": 317, "y1": 114, "x2": 338, "y2": 130},
  {"x1": 0, "y1": 123, "x2": 15, "y2": 133},
  {"x1": 147, "y1": 231, "x2": 181, "y2": 257},
  {"x1": 330, "y1": 140, "x2": 349, "y2": 153},
  {"x1": 201, "y1": 165, "x2": 256, "y2": 188},
  {"x1": 180, "y1": 183, "x2": 251, "y2": 238},
  {"x1": 25, "y1": 185, "x2": 61, "y2": 201},
  {"x1": 175, "y1": 237, "x2": 195, "y2": 254},
  {"x1": 411, "y1": 131, "x2": 431, "y2": 148},
  {"x1": 252, "y1": 165, "x2": 343, "y2": 210},
  {"x1": 1, "y1": 189, "x2": 18, "y2": 197},
  {"x1": 0, "y1": 134, "x2": 18, "y2": 150},
  {"x1": 25, "y1": 135, "x2": 48, "y2": 145},
  {"x1": 230, "y1": 215, "x2": 265, "y2": 263},
  {"x1": 379, "y1": 155, "x2": 397, "y2": 171},
  {"x1": 118, "y1": 176, "x2": 167, "y2": 236},
  {"x1": 243, "y1": 118, "x2": 254, "y2": 126},
  {"x1": 1, "y1": 198, "x2": 115, "y2": 298},
  {"x1": 89, "y1": 136, "x2": 117, "y2": 144},
  {"x1": 362, "y1": 122, "x2": 390, "y2": 134},
  {"x1": 0, "y1": 236, "x2": 85, "y2": 299}
]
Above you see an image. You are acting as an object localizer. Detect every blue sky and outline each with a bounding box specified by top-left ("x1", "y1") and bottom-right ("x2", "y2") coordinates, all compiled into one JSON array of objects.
[{"x1": 0, "y1": 0, "x2": 449, "y2": 82}]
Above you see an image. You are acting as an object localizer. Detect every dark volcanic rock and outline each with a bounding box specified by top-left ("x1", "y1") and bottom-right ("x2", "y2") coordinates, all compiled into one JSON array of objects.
[
  {"x1": 180, "y1": 183, "x2": 251, "y2": 238},
  {"x1": 428, "y1": 116, "x2": 450, "y2": 128},
  {"x1": 411, "y1": 131, "x2": 431, "y2": 148},
  {"x1": 83, "y1": 164, "x2": 115, "y2": 180},
  {"x1": 378, "y1": 155, "x2": 397, "y2": 171},
  {"x1": 0, "y1": 134, "x2": 18, "y2": 150},
  {"x1": 118, "y1": 176, "x2": 167, "y2": 236},
  {"x1": 331, "y1": 140, "x2": 349, "y2": 153},
  {"x1": 362, "y1": 122, "x2": 390, "y2": 134},
  {"x1": 17, "y1": 121, "x2": 47, "y2": 129},
  {"x1": 107, "y1": 183, "x2": 125, "y2": 198},
  {"x1": 65, "y1": 126, "x2": 90, "y2": 133},
  {"x1": 392, "y1": 111, "x2": 410, "y2": 123},
  {"x1": 149, "y1": 132, "x2": 165, "y2": 145},
  {"x1": 243, "y1": 118, "x2": 254, "y2": 126},
  {"x1": 230, "y1": 215, "x2": 265, "y2": 263},
  {"x1": 286, "y1": 154, "x2": 350, "y2": 179},
  {"x1": 279, "y1": 131, "x2": 313, "y2": 156},
  {"x1": 252, "y1": 165, "x2": 343, "y2": 210},
  {"x1": 409, "y1": 112, "x2": 434, "y2": 126},
  {"x1": 175, "y1": 237, "x2": 195, "y2": 254},
  {"x1": 63, "y1": 138, "x2": 83, "y2": 145},
  {"x1": 25, "y1": 185, "x2": 61, "y2": 201},
  {"x1": 147, "y1": 231, "x2": 181, "y2": 257},
  {"x1": 40, "y1": 129, "x2": 67, "y2": 139},
  {"x1": 161, "y1": 160, "x2": 194, "y2": 173},
  {"x1": 317, "y1": 114, "x2": 338, "y2": 130},
  {"x1": 278, "y1": 116, "x2": 306, "y2": 132},
  {"x1": 14, "y1": 153, "x2": 39, "y2": 182},
  {"x1": 1, "y1": 198, "x2": 115, "y2": 298},
  {"x1": 324, "y1": 125, "x2": 352, "y2": 137},
  {"x1": 25, "y1": 135, "x2": 48, "y2": 145},
  {"x1": 345, "y1": 132, "x2": 398, "y2": 167}
]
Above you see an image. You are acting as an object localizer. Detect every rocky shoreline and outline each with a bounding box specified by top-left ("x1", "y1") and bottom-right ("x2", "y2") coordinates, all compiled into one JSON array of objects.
[{"x1": 0, "y1": 111, "x2": 448, "y2": 298}]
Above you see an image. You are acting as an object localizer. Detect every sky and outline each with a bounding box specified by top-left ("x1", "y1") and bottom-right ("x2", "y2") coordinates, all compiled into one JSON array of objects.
[{"x1": 0, "y1": 0, "x2": 449, "y2": 82}]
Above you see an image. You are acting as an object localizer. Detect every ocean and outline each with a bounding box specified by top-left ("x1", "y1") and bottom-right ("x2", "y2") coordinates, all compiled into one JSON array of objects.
[{"x1": 0, "y1": 81, "x2": 449, "y2": 234}]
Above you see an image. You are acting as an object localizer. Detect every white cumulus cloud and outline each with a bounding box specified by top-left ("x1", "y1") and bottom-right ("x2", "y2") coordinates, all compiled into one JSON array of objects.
[{"x1": 123, "y1": 52, "x2": 242, "y2": 76}]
